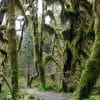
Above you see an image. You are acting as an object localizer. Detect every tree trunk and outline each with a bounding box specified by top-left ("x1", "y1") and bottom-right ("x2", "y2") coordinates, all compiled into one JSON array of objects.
[
  {"x1": 62, "y1": 44, "x2": 72, "y2": 92},
  {"x1": 39, "y1": 0, "x2": 46, "y2": 88},
  {"x1": 74, "y1": 0, "x2": 100, "y2": 99},
  {"x1": 33, "y1": 0, "x2": 40, "y2": 76},
  {"x1": 7, "y1": 0, "x2": 18, "y2": 99}
]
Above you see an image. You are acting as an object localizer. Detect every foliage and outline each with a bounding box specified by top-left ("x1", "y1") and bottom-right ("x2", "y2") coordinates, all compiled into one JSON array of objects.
[
  {"x1": 46, "y1": 82, "x2": 62, "y2": 92},
  {"x1": 37, "y1": 83, "x2": 46, "y2": 91}
]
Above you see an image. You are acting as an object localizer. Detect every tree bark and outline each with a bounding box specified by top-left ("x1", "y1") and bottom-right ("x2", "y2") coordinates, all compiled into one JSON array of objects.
[{"x1": 7, "y1": 0, "x2": 18, "y2": 99}]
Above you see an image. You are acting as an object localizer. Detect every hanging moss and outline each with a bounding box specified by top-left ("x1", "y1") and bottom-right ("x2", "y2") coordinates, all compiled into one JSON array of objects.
[{"x1": 74, "y1": 1, "x2": 100, "y2": 99}]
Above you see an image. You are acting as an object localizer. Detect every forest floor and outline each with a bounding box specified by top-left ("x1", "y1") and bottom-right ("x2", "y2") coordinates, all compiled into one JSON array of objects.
[{"x1": 24, "y1": 88, "x2": 72, "y2": 100}]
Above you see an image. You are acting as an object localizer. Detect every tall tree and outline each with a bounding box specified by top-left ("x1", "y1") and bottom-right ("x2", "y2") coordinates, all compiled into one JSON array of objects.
[
  {"x1": 7, "y1": 0, "x2": 18, "y2": 99},
  {"x1": 32, "y1": 0, "x2": 40, "y2": 76},
  {"x1": 39, "y1": 0, "x2": 46, "y2": 88},
  {"x1": 60, "y1": 0, "x2": 93, "y2": 92},
  {"x1": 32, "y1": 0, "x2": 46, "y2": 88}
]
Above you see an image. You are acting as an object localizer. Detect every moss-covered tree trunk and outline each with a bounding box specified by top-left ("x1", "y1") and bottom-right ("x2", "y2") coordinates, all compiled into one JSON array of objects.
[
  {"x1": 39, "y1": 0, "x2": 46, "y2": 88},
  {"x1": 32, "y1": 0, "x2": 45, "y2": 88},
  {"x1": 74, "y1": 0, "x2": 100, "y2": 99},
  {"x1": 7, "y1": 0, "x2": 18, "y2": 99},
  {"x1": 33, "y1": 0, "x2": 40, "y2": 76}
]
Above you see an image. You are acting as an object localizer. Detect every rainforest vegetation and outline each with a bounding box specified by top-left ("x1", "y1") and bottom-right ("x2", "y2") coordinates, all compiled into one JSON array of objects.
[{"x1": 0, "y1": 0, "x2": 100, "y2": 100}]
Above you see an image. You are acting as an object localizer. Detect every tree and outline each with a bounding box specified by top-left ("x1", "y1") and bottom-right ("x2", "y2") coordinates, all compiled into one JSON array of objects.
[
  {"x1": 7, "y1": 0, "x2": 18, "y2": 99},
  {"x1": 74, "y1": 0, "x2": 100, "y2": 99},
  {"x1": 61, "y1": 0, "x2": 93, "y2": 92},
  {"x1": 32, "y1": 0, "x2": 40, "y2": 77},
  {"x1": 39, "y1": 0, "x2": 46, "y2": 88}
]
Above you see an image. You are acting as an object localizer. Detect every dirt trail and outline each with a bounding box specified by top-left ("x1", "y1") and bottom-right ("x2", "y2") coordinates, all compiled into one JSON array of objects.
[{"x1": 25, "y1": 88, "x2": 72, "y2": 100}]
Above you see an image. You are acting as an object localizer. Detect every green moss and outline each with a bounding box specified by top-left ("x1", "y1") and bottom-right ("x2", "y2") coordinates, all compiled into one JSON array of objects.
[
  {"x1": 73, "y1": 2, "x2": 100, "y2": 99},
  {"x1": 7, "y1": 0, "x2": 18, "y2": 99},
  {"x1": 46, "y1": 84, "x2": 62, "y2": 92},
  {"x1": 37, "y1": 83, "x2": 46, "y2": 91}
]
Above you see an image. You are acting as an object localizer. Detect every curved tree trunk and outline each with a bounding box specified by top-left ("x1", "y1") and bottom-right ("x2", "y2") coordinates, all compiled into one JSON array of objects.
[
  {"x1": 74, "y1": 0, "x2": 100, "y2": 99},
  {"x1": 7, "y1": 0, "x2": 18, "y2": 99}
]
